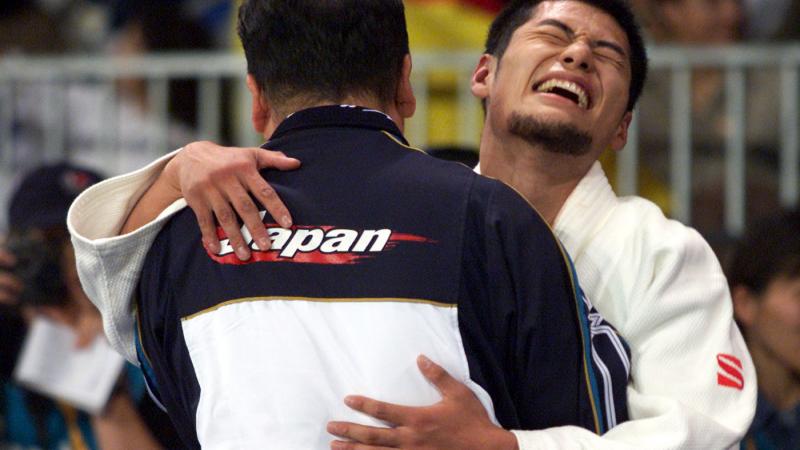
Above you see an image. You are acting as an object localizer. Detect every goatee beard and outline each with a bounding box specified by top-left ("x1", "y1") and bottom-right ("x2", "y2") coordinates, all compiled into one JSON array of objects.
[{"x1": 508, "y1": 112, "x2": 592, "y2": 156}]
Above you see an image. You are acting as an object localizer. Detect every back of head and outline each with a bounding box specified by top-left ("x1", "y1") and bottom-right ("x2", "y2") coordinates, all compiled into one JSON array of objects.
[
  {"x1": 727, "y1": 209, "x2": 800, "y2": 294},
  {"x1": 237, "y1": 0, "x2": 409, "y2": 112},
  {"x1": 485, "y1": 0, "x2": 648, "y2": 112}
]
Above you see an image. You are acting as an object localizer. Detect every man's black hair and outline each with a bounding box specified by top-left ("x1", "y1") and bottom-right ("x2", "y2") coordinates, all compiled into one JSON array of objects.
[
  {"x1": 485, "y1": 0, "x2": 648, "y2": 112},
  {"x1": 727, "y1": 209, "x2": 800, "y2": 295},
  {"x1": 237, "y1": 0, "x2": 409, "y2": 110}
]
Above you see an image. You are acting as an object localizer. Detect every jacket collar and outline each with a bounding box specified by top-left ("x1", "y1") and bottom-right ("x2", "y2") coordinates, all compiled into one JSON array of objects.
[
  {"x1": 267, "y1": 105, "x2": 407, "y2": 145},
  {"x1": 552, "y1": 161, "x2": 618, "y2": 261}
]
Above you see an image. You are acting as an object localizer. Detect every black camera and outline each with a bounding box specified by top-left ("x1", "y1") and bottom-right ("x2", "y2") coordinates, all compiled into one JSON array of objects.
[{"x1": 4, "y1": 234, "x2": 68, "y2": 307}]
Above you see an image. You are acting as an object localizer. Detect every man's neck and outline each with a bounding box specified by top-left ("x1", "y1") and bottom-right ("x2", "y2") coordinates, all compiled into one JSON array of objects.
[{"x1": 478, "y1": 127, "x2": 596, "y2": 226}]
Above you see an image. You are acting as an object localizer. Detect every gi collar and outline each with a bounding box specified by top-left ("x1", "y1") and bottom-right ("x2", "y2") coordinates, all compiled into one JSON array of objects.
[{"x1": 266, "y1": 105, "x2": 408, "y2": 146}]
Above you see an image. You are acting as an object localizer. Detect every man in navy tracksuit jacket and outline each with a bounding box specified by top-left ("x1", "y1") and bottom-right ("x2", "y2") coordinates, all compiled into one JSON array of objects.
[{"x1": 132, "y1": 1, "x2": 629, "y2": 448}]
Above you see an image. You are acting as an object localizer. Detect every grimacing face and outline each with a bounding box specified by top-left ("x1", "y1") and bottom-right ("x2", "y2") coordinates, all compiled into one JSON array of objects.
[{"x1": 476, "y1": 0, "x2": 633, "y2": 156}]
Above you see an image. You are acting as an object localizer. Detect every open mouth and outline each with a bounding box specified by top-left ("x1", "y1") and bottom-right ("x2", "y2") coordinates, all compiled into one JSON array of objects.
[{"x1": 534, "y1": 79, "x2": 590, "y2": 110}]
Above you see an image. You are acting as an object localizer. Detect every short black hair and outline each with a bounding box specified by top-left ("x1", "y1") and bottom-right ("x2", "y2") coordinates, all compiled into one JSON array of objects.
[
  {"x1": 485, "y1": 0, "x2": 648, "y2": 112},
  {"x1": 727, "y1": 209, "x2": 800, "y2": 295},
  {"x1": 237, "y1": 0, "x2": 409, "y2": 110}
]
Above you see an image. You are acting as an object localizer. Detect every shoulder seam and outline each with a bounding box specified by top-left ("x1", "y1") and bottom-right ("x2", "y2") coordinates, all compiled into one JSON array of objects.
[{"x1": 380, "y1": 131, "x2": 427, "y2": 154}]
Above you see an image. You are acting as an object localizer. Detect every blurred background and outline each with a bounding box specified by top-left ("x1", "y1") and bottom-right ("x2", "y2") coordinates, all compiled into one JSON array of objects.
[
  {"x1": 1, "y1": 2, "x2": 800, "y2": 449},
  {"x1": 0, "y1": 0, "x2": 799, "y2": 258}
]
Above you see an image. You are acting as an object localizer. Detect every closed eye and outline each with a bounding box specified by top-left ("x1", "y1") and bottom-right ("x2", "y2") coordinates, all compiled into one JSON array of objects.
[
  {"x1": 535, "y1": 31, "x2": 570, "y2": 45},
  {"x1": 594, "y1": 50, "x2": 624, "y2": 69},
  {"x1": 592, "y1": 40, "x2": 627, "y2": 68}
]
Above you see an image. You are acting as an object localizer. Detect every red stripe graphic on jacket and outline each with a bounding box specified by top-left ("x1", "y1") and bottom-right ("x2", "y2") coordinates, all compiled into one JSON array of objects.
[
  {"x1": 716, "y1": 353, "x2": 744, "y2": 390},
  {"x1": 209, "y1": 224, "x2": 435, "y2": 265}
]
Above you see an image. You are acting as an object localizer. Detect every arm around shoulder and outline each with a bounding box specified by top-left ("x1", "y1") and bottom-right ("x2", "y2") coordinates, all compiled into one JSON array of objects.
[{"x1": 68, "y1": 149, "x2": 186, "y2": 363}]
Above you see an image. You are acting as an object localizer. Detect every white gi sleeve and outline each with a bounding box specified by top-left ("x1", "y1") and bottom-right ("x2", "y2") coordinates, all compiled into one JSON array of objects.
[
  {"x1": 510, "y1": 222, "x2": 756, "y2": 449},
  {"x1": 67, "y1": 149, "x2": 186, "y2": 364}
]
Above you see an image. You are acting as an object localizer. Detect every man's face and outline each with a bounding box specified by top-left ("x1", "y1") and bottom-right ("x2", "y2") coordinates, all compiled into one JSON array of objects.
[
  {"x1": 746, "y1": 275, "x2": 800, "y2": 376},
  {"x1": 476, "y1": 0, "x2": 633, "y2": 155}
]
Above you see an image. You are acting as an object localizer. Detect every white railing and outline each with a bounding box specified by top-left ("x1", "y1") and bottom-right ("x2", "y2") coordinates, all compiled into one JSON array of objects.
[
  {"x1": 1, "y1": 47, "x2": 798, "y2": 235},
  {"x1": 632, "y1": 46, "x2": 800, "y2": 235}
]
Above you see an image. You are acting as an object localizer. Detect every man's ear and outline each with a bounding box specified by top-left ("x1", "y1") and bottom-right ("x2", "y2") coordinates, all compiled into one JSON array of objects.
[
  {"x1": 396, "y1": 54, "x2": 416, "y2": 119},
  {"x1": 610, "y1": 111, "x2": 633, "y2": 152},
  {"x1": 247, "y1": 74, "x2": 271, "y2": 134},
  {"x1": 471, "y1": 54, "x2": 495, "y2": 100},
  {"x1": 731, "y1": 285, "x2": 759, "y2": 329}
]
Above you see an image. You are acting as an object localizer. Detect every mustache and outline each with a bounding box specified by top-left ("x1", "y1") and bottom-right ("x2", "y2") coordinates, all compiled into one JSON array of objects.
[{"x1": 508, "y1": 112, "x2": 592, "y2": 156}]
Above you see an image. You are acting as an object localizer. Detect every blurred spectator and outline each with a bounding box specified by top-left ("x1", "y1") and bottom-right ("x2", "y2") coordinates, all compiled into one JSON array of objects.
[
  {"x1": 0, "y1": 2, "x2": 67, "y2": 55},
  {"x1": 68, "y1": 3, "x2": 216, "y2": 171},
  {"x1": 646, "y1": 0, "x2": 744, "y2": 43},
  {"x1": 0, "y1": 2, "x2": 217, "y2": 229},
  {"x1": 108, "y1": 0, "x2": 234, "y2": 47},
  {"x1": 727, "y1": 209, "x2": 800, "y2": 450},
  {"x1": 636, "y1": 0, "x2": 782, "y2": 241},
  {"x1": 743, "y1": 0, "x2": 800, "y2": 40},
  {"x1": 0, "y1": 163, "x2": 181, "y2": 449},
  {"x1": 111, "y1": 3, "x2": 214, "y2": 131}
]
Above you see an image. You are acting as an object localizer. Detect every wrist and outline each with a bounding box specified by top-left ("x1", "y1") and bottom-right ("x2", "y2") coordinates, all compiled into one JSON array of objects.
[
  {"x1": 160, "y1": 156, "x2": 184, "y2": 199},
  {"x1": 487, "y1": 426, "x2": 519, "y2": 450}
]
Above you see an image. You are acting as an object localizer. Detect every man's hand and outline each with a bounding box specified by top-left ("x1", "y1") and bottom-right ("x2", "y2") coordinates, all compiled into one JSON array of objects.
[
  {"x1": 327, "y1": 355, "x2": 518, "y2": 450},
  {"x1": 164, "y1": 141, "x2": 301, "y2": 260},
  {"x1": 124, "y1": 141, "x2": 301, "y2": 261}
]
